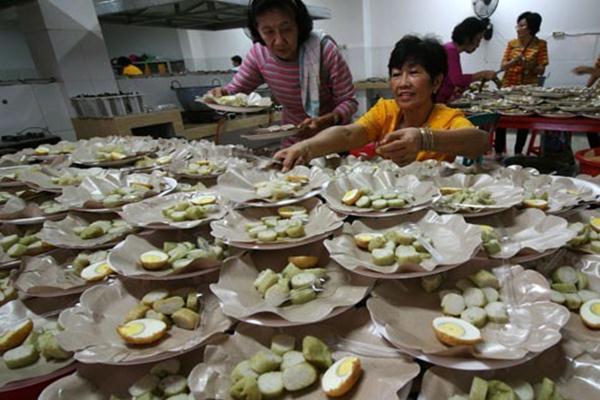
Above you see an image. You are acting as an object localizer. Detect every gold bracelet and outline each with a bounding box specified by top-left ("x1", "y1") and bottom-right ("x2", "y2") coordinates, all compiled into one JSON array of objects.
[{"x1": 419, "y1": 127, "x2": 434, "y2": 151}]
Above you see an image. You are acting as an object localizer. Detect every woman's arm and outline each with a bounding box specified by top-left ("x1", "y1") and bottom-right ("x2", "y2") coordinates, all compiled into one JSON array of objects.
[
  {"x1": 446, "y1": 45, "x2": 474, "y2": 87},
  {"x1": 274, "y1": 123, "x2": 369, "y2": 171},
  {"x1": 376, "y1": 127, "x2": 490, "y2": 165},
  {"x1": 321, "y1": 39, "x2": 359, "y2": 124}
]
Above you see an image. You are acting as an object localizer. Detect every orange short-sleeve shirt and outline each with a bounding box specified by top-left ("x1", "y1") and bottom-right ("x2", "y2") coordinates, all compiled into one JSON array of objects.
[
  {"x1": 501, "y1": 38, "x2": 549, "y2": 87},
  {"x1": 356, "y1": 99, "x2": 474, "y2": 162}
]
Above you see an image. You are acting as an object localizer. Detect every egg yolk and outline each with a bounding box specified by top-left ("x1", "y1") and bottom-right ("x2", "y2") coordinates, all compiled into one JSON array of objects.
[
  {"x1": 591, "y1": 303, "x2": 600, "y2": 316},
  {"x1": 143, "y1": 255, "x2": 163, "y2": 262},
  {"x1": 96, "y1": 263, "x2": 112, "y2": 274},
  {"x1": 438, "y1": 322, "x2": 465, "y2": 337},
  {"x1": 120, "y1": 322, "x2": 145, "y2": 336},
  {"x1": 336, "y1": 357, "x2": 358, "y2": 376}
]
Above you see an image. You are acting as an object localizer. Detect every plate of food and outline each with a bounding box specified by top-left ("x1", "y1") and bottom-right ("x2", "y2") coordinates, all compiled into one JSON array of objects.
[
  {"x1": 216, "y1": 165, "x2": 329, "y2": 207},
  {"x1": 120, "y1": 192, "x2": 227, "y2": 230},
  {"x1": 564, "y1": 209, "x2": 600, "y2": 255},
  {"x1": 419, "y1": 343, "x2": 599, "y2": 400},
  {"x1": 210, "y1": 198, "x2": 345, "y2": 250},
  {"x1": 0, "y1": 300, "x2": 76, "y2": 392},
  {"x1": 210, "y1": 242, "x2": 374, "y2": 326},
  {"x1": 367, "y1": 261, "x2": 570, "y2": 368},
  {"x1": 471, "y1": 208, "x2": 576, "y2": 263},
  {"x1": 39, "y1": 213, "x2": 134, "y2": 250},
  {"x1": 324, "y1": 210, "x2": 482, "y2": 279},
  {"x1": 0, "y1": 224, "x2": 54, "y2": 270},
  {"x1": 241, "y1": 124, "x2": 300, "y2": 141},
  {"x1": 108, "y1": 228, "x2": 232, "y2": 280},
  {"x1": 189, "y1": 308, "x2": 420, "y2": 400},
  {"x1": 433, "y1": 174, "x2": 524, "y2": 217},
  {"x1": 537, "y1": 111, "x2": 577, "y2": 119},
  {"x1": 0, "y1": 192, "x2": 68, "y2": 225},
  {"x1": 15, "y1": 249, "x2": 114, "y2": 297},
  {"x1": 17, "y1": 166, "x2": 105, "y2": 193},
  {"x1": 527, "y1": 251, "x2": 600, "y2": 354},
  {"x1": 198, "y1": 92, "x2": 272, "y2": 114},
  {"x1": 56, "y1": 172, "x2": 177, "y2": 213},
  {"x1": 321, "y1": 171, "x2": 439, "y2": 217},
  {"x1": 39, "y1": 346, "x2": 206, "y2": 400},
  {"x1": 57, "y1": 279, "x2": 233, "y2": 365},
  {"x1": 70, "y1": 138, "x2": 156, "y2": 168}
]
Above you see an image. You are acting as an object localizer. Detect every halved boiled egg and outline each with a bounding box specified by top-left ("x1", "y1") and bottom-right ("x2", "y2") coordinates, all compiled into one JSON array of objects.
[
  {"x1": 523, "y1": 199, "x2": 549, "y2": 210},
  {"x1": 116, "y1": 318, "x2": 167, "y2": 345},
  {"x1": 321, "y1": 356, "x2": 362, "y2": 397},
  {"x1": 191, "y1": 195, "x2": 216, "y2": 206},
  {"x1": 432, "y1": 316, "x2": 482, "y2": 346},
  {"x1": 156, "y1": 155, "x2": 172, "y2": 165},
  {"x1": 285, "y1": 175, "x2": 309, "y2": 184},
  {"x1": 342, "y1": 189, "x2": 362, "y2": 206},
  {"x1": 440, "y1": 187, "x2": 462, "y2": 195},
  {"x1": 353, "y1": 233, "x2": 381, "y2": 249},
  {"x1": 139, "y1": 250, "x2": 169, "y2": 271},
  {"x1": 277, "y1": 205, "x2": 307, "y2": 218},
  {"x1": 80, "y1": 261, "x2": 114, "y2": 282},
  {"x1": 580, "y1": 299, "x2": 600, "y2": 329},
  {"x1": 590, "y1": 217, "x2": 600, "y2": 233},
  {"x1": 34, "y1": 146, "x2": 50, "y2": 155}
]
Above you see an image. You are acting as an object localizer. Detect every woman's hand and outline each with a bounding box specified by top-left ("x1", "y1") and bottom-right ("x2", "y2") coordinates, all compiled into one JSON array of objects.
[
  {"x1": 375, "y1": 127, "x2": 422, "y2": 166},
  {"x1": 208, "y1": 87, "x2": 228, "y2": 97},
  {"x1": 297, "y1": 116, "x2": 331, "y2": 138},
  {"x1": 273, "y1": 141, "x2": 313, "y2": 172}
]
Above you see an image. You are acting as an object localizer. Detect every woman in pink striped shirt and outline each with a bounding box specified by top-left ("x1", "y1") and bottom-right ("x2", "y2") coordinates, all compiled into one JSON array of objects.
[{"x1": 210, "y1": 0, "x2": 358, "y2": 145}]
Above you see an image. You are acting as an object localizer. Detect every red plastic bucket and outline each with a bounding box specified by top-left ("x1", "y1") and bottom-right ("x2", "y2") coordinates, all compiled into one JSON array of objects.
[{"x1": 575, "y1": 147, "x2": 600, "y2": 176}]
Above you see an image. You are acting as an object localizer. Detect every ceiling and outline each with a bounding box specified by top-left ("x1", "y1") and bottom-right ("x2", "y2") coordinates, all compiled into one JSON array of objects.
[
  {"x1": 95, "y1": 0, "x2": 331, "y2": 30},
  {"x1": 0, "y1": 0, "x2": 331, "y2": 31}
]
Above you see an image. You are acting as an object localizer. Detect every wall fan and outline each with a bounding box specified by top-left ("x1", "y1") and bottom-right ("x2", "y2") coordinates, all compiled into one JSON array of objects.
[
  {"x1": 472, "y1": 0, "x2": 499, "y2": 40},
  {"x1": 472, "y1": 0, "x2": 499, "y2": 19}
]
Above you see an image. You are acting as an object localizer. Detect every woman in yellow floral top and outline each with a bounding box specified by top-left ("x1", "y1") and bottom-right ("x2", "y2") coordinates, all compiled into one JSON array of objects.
[
  {"x1": 274, "y1": 35, "x2": 489, "y2": 170},
  {"x1": 495, "y1": 12, "x2": 548, "y2": 158}
]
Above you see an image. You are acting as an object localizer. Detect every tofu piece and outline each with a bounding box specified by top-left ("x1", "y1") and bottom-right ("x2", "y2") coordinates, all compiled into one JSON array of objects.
[
  {"x1": 3, "y1": 344, "x2": 39, "y2": 369},
  {"x1": 153, "y1": 297, "x2": 185, "y2": 315},
  {"x1": 257, "y1": 371, "x2": 284, "y2": 398},
  {"x1": 271, "y1": 334, "x2": 295, "y2": 356},
  {"x1": 171, "y1": 308, "x2": 200, "y2": 330}
]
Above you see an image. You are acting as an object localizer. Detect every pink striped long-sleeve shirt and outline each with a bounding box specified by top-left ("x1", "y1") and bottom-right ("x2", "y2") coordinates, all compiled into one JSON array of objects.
[{"x1": 225, "y1": 39, "x2": 358, "y2": 126}]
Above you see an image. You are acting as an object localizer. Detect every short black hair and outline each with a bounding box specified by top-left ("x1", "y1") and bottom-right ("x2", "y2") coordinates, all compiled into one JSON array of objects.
[
  {"x1": 118, "y1": 56, "x2": 132, "y2": 67},
  {"x1": 231, "y1": 55, "x2": 242, "y2": 64},
  {"x1": 517, "y1": 11, "x2": 542, "y2": 35},
  {"x1": 388, "y1": 35, "x2": 448, "y2": 81},
  {"x1": 247, "y1": 0, "x2": 313, "y2": 46},
  {"x1": 451, "y1": 17, "x2": 487, "y2": 45}
]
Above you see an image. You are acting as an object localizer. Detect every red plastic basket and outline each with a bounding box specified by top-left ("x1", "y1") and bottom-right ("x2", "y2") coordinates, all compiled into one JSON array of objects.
[{"x1": 575, "y1": 147, "x2": 600, "y2": 176}]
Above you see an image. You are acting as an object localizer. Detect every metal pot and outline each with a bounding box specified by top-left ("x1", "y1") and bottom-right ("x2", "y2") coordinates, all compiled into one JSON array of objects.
[{"x1": 170, "y1": 79, "x2": 221, "y2": 112}]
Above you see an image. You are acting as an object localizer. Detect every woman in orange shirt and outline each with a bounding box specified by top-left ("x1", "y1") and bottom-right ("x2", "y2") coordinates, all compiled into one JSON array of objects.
[
  {"x1": 494, "y1": 12, "x2": 548, "y2": 159},
  {"x1": 275, "y1": 35, "x2": 489, "y2": 170}
]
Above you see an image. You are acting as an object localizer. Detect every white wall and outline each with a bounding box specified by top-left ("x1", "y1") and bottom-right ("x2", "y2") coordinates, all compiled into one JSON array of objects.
[
  {"x1": 358, "y1": 0, "x2": 600, "y2": 87},
  {"x1": 0, "y1": 83, "x2": 74, "y2": 140},
  {"x1": 100, "y1": 23, "x2": 185, "y2": 61},
  {"x1": 0, "y1": 21, "x2": 37, "y2": 79}
]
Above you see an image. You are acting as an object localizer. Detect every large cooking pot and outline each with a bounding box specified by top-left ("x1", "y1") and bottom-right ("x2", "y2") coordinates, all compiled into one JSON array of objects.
[{"x1": 170, "y1": 79, "x2": 221, "y2": 112}]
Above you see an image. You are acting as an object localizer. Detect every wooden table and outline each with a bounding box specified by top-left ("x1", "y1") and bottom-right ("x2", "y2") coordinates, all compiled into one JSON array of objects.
[
  {"x1": 72, "y1": 110, "x2": 184, "y2": 139},
  {"x1": 183, "y1": 111, "x2": 282, "y2": 143}
]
